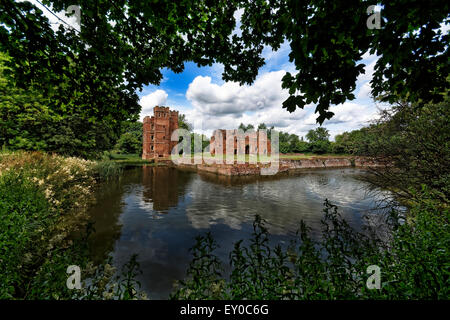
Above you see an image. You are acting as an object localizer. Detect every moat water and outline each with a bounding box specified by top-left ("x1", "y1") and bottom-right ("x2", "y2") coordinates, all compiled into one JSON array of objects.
[{"x1": 87, "y1": 166, "x2": 388, "y2": 299}]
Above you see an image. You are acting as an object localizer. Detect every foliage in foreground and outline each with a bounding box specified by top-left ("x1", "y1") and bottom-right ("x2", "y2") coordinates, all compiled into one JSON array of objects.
[
  {"x1": 2, "y1": 1, "x2": 448, "y2": 126},
  {"x1": 172, "y1": 198, "x2": 449, "y2": 300},
  {"x1": 0, "y1": 52, "x2": 124, "y2": 158},
  {"x1": 367, "y1": 98, "x2": 450, "y2": 205},
  {"x1": 0, "y1": 151, "x2": 143, "y2": 299}
]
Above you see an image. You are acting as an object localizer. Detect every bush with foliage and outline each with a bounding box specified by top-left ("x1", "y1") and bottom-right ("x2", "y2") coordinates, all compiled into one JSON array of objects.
[
  {"x1": 0, "y1": 151, "x2": 143, "y2": 299},
  {"x1": 367, "y1": 98, "x2": 450, "y2": 205},
  {"x1": 0, "y1": 52, "x2": 120, "y2": 158},
  {"x1": 114, "y1": 132, "x2": 141, "y2": 155},
  {"x1": 305, "y1": 127, "x2": 331, "y2": 154},
  {"x1": 332, "y1": 97, "x2": 450, "y2": 205},
  {"x1": 332, "y1": 126, "x2": 380, "y2": 155},
  {"x1": 114, "y1": 121, "x2": 143, "y2": 155}
]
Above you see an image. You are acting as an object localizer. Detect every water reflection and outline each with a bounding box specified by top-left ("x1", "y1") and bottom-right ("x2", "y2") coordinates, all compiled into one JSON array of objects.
[
  {"x1": 140, "y1": 166, "x2": 187, "y2": 214},
  {"x1": 87, "y1": 166, "x2": 386, "y2": 299}
]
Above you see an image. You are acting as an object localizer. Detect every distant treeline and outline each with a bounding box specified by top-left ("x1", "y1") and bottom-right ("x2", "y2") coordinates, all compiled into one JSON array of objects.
[
  {"x1": 236, "y1": 122, "x2": 380, "y2": 155},
  {"x1": 112, "y1": 118, "x2": 404, "y2": 156}
]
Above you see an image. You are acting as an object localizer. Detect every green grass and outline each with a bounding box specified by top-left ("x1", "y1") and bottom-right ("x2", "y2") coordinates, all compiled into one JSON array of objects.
[
  {"x1": 110, "y1": 153, "x2": 140, "y2": 160},
  {"x1": 279, "y1": 153, "x2": 353, "y2": 159},
  {"x1": 109, "y1": 153, "x2": 154, "y2": 165}
]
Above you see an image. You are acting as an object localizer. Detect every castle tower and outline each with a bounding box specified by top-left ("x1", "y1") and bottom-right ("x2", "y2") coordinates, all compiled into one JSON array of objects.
[{"x1": 142, "y1": 106, "x2": 179, "y2": 159}]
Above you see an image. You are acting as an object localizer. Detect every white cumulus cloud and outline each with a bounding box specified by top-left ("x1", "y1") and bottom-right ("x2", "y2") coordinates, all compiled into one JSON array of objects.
[
  {"x1": 183, "y1": 69, "x2": 383, "y2": 140},
  {"x1": 186, "y1": 70, "x2": 289, "y2": 117},
  {"x1": 139, "y1": 89, "x2": 168, "y2": 120}
]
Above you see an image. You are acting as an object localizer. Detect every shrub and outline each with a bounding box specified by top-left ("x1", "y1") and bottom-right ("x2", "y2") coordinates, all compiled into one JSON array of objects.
[
  {"x1": 115, "y1": 132, "x2": 142, "y2": 155},
  {"x1": 0, "y1": 151, "x2": 134, "y2": 299},
  {"x1": 91, "y1": 160, "x2": 122, "y2": 181},
  {"x1": 310, "y1": 140, "x2": 331, "y2": 154},
  {"x1": 293, "y1": 140, "x2": 310, "y2": 153},
  {"x1": 0, "y1": 171, "x2": 50, "y2": 298},
  {"x1": 114, "y1": 121, "x2": 143, "y2": 155}
]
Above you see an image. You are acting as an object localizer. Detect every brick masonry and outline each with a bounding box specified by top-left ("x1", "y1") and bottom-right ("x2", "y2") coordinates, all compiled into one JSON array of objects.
[
  {"x1": 142, "y1": 106, "x2": 179, "y2": 159},
  {"x1": 173, "y1": 157, "x2": 381, "y2": 176},
  {"x1": 209, "y1": 129, "x2": 271, "y2": 156}
]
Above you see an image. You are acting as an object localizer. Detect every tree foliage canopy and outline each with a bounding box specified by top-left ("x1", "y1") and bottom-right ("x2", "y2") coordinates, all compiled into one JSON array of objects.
[{"x1": 1, "y1": 0, "x2": 448, "y2": 156}]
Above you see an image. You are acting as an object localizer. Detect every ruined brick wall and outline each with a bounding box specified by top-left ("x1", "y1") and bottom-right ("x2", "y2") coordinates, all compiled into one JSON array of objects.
[
  {"x1": 210, "y1": 129, "x2": 271, "y2": 156},
  {"x1": 142, "y1": 106, "x2": 179, "y2": 159}
]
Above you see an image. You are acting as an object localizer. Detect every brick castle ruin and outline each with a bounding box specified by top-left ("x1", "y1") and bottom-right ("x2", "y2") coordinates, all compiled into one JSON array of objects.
[
  {"x1": 210, "y1": 129, "x2": 271, "y2": 156},
  {"x1": 142, "y1": 106, "x2": 179, "y2": 159},
  {"x1": 142, "y1": 106, "x2": 271, "y2": 159},
  {"x1": 141, "y1": 107, "x2": 374, "y2": 176}
]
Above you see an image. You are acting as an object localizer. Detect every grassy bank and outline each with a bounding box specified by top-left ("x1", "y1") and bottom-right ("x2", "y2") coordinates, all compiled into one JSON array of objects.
[
  {"x1": 0, "y1": 151, "x2": 144, "y2": 299},
  {"x1": 107, "y1": 153, "x2": 171, "y2": 167},
  {"x1": 279, "y1": 153, "x2": 353, "y2": 159},
  {"x1": 109, "y1": 153, "x2": 151, "y2": 165}
]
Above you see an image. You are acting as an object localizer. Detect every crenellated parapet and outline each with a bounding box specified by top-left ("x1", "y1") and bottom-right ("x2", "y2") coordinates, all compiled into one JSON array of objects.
[{"x1": 142, "y1": 106, "x2": 179, "y2": 160}]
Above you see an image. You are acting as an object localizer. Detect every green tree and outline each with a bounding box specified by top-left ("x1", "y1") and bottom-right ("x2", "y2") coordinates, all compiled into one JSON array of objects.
[
  {"x1": 235, "y1": 0, "x2": 449, "y2": 123},
  {"x1": 257, "y1": 123, "x2": 267, "y2": 130},
  {"x1": 190, "y1": 133, "x2": 210, "y2": 154},
  {"x1": 1, "y1": 0, "x2": 448, "y2": 151},
  {"x1": 1, "y1": 1, "x2": 144, "y2": 155},
  {"x1": 257, "y1": 123, "x2": 274, "y2": 139},
  {"x1": 1, "y1": 52, "x2": 119, "y2": 157},
  {"x1": 306, "y1": 127, "x2": 330, "y2": 143},
  {"x1": 115, "y1": 132, "x2": 141, "y2": 155},
  {"x1": 0, "y1": 52, "x2": 54, "y2": 151},
  {"x1": 279, "y1": 141, "x2": 290, "y2": 154},
  {"x1": 276, "y1": 131, "x2": 307, "y2": 153},
  {"x1": 311, "y1": 140, "x2": 330, "y2": 154},
  {"x1": 178, "y1": 114, "x2": 193, "y2": 132},
  {"x1": 306, "y1": 127, "x2": 331, "y2": 154},
  {"x1": 238, "y1": 123, "x2": 255, "y2": 132},
  {"x1": 364, "y1": 97, "x2": 450, "y2": 204},
  {"x1": 114, "y1": 121, "x2": 143, "y2": 155},
  {"x1": 292, "y1": 136, "x2": 310, "y2": 153}
]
